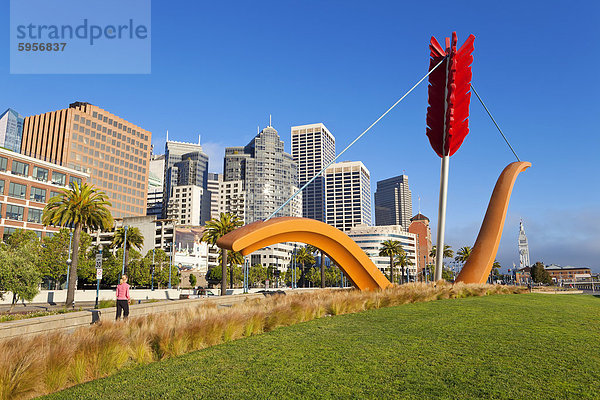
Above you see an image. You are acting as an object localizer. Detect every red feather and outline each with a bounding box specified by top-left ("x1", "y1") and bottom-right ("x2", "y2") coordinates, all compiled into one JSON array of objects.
[{"x1": 426, "y1": 32, "x2": 475, "y2": 157}]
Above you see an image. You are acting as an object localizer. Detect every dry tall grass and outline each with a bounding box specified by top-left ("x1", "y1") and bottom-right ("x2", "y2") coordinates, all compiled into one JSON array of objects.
[{"x1": 0, "y1": 282, "x2": 525, "y2": 399}]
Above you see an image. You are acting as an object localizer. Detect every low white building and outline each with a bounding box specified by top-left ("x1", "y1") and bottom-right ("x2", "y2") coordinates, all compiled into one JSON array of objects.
[{"x1": 348, "y1": 224, "x2": 417, "y2": 280}]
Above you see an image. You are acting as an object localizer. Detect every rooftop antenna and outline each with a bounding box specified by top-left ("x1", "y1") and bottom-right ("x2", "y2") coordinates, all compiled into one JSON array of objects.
[
  {"x1": 198, "y1": 134, "x2": 201, "y2": 145},
  {"x1": 269, "y1": 114, "x2": 272, "y2": 127},
  {"x1": 418, "y1": 196, "x2": 421, "y2": 214},
  {"x1": 166, "y1": 129, "x2": 169, "y2": 142},
  {"x1": 257, "y1": 125, "x2": 260, "y2": 135}
]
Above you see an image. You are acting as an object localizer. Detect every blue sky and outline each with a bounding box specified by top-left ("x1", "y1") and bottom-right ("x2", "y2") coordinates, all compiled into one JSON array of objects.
[{"x1": 1, "y1": 0, "x2": 599, "y2": 271}]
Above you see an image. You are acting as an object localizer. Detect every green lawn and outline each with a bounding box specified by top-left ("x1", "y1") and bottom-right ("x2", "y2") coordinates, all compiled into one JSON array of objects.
[{"x1": 44, "y1": 294, "x2": 600, "y2": 399}]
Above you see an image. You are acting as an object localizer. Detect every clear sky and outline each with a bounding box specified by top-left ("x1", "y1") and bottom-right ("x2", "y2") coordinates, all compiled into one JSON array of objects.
[{"x1": 1, "y1": 0, "x2": 599, "y2": 271}]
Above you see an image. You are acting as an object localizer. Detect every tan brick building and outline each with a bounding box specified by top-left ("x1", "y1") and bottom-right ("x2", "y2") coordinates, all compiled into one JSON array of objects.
[
  {"x1": 21, "y1": 102, "x2": 151, "y2": 218},
  {"x1": 0, "y1": 147, "x2": 88, "y2": 239}
]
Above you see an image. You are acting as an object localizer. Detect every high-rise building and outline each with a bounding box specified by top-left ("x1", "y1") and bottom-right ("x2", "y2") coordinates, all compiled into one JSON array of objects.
[
  {"x1": 374, "y1": 175, "x2": 412, "y2": 229},
  {"x1": 219, "y1": 179, "x2": 246, "y2": 223},
  {"x1": 291, "y1": 123, "x2": 335, "y2": 221},
  {"x1": 207, "y1": 172, "x2": 221, "y2": 220},
  {"x1": 166, "y1": 185, "x2": 204, "y2": 225},
  {"x1": 0, "y1": 108, "x2": 24, "y2": 153},
  {"x1": 518, "y1": 219, "x2": 530, "y2": 269},
  {"x1": 21, "y1": 102, "x2": 151, "y2": 218},
  {"x1": 348, "y1": 224, "x2": 417, "y2": 280},
  {"x1": 224, "y1": 124, "x2": 300, "y2": 223},
  {"x1": 324, "y1": 161, "x2": 371, "y2": 231},
  {"x1": 147, "y1": 152, "x2": 165, "y2": 217},
  {"x1": 0, "y1": 147, "x2": 88, "y2": 239},
  {"x1": 163, "y1": 138, "x2": 210, "y2": 224},
  {"x1": 408, "y1": 213, "x2": 433, "y2": 278}
]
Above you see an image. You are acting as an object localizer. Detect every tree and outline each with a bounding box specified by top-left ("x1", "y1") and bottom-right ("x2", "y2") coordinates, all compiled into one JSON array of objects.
[
  {"x1": 249, "y1": 264, "x2": 268, "y2": 287},
  {"x1": 306, "y1": 245, "x2": 326, "y2": 289},
  {"x1": 379, "y1": 240, "x2": 403, "y2": 284},
  {"x1": 123, "y1": 249, "x2": 147, "y2": 286},
  {"x1": 112, "y1": 226, "x2": 144, "y2": 275},
  {"x1": 306, "y1": 267, "x2": 321, "y2": 287},
  {"x1": 142, "y1": 249, "x2": 169, "y2": 289},
  {"x1": 455, "y1": 246, "x2": 472, "y2": 264},
  {"x1": 325, "y1": 266, "x2": 342, "y2": 287},
  {"x1": 201, "y1": 213, "x2": 243, "y2": 295},
  {"x1": 530, "y1": 261, "x2": 552, "y2": 285},
  {"x1": 189, "y1": 273, "x2": 197, "y2": 288},
  {"x1": 294, "y1": 247, "x2": 315, "y2": 288},
  {"x1": 394, "y1": 251, "x2": 414, "y2": 284},
  {"x1": 284, "y1": 266, "x2": 301, "y2": 287},
  {"x1": 0, "y1": 230, "x2": 42, "y2": 311},
  {"x1": 43, "y1": 182, "x2": 113, "y2": 306}
]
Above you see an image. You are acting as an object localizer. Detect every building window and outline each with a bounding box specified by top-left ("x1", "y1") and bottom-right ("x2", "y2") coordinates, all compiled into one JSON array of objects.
[
  {"x1": 0, "y1": 179, "x2": 4, "y2": 195},
  {"x1": 8, "y1": 182, "x2": 27, "y2": 199},
  {"x1": 11, "y1": 160, "x2": 29, "y2": 177},
  {"x1": 0, "y1": 157, "x2": 7, "y2": 172},
  {"x1": 69, "y1": 176, "x2": 82, "y2": 187},
  {"x1": 3, "y1": 227, "x2": 17, "y2": 240},
  {"x1": 6, "y1": 204, "x2": 24, "y2": 221},
  {"x1": 32, "y1": 166, "x2": 49, "y2": 182},
  {"x1": 28, "y1": 208, "x2": 43, "y2": 223},
  {"x1": 51, "y1": 172, "x2": 66, "y2": 186},
  {"x1": 30, "y1": 187, "x2": 46, "y2": 202},
  {"x1": 50, "y1": 191, "x2": 61, "y2": 200}
]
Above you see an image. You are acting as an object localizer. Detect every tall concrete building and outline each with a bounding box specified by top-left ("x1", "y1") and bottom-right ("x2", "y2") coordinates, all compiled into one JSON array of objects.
[
  {"x1": 219, "y1": 179, "x2": 245, "y2": 223},
  {"x1": 162, "y1": 138, "x2": 210, "y2": 224},
  {"x1": 21, "y1": 102, "x2": 151, "y2": 218},
  {"x1": 518, "y1": 219, "x2": 531, "y2": 269},
  {"x1": 0, "y1": 108, "x2": 24, "y2": 153},
  {"x1": 325, "y1": 161, "x2": 372, "y2": 231},
  {"x1": 224, "y1": 124, "x2": 300, "y2": 223},
  {"x1": 147, "y1": 152, "x2": 165, "y2": 217},
  {"x1": 291, "y1": 123, "x2": 335, "y2": 221},
  {"x1": 207, "y1": 172, "x2": 221, "y2": 220},
  {"x1": 374, "y1": 174, "x2": 412, "y2": 229}
]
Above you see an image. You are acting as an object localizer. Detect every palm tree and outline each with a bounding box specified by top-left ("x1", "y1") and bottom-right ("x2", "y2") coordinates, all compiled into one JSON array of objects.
[
  {"x1": 112, "y1": 226, "x2": 144, "y2": 275},
  {"x1": 294, "y1": 247, "x2": 315, "y2": 288},
  {"x1": 43, "y1": 182, "x2": 113, "y2": 306},
  {"x1": 218, "y1": 250, "x2": 244, "y2": 289},
  {"x1": 306, "y1": 244, "x2": 326, "y2": 289},
  {"x1": 201, "y1": 213, "x2": 242, "y2": 295},
  {"x1": 455, "y1": 246, "x2": 472, "y2": 264},
  {"x1": 430, "y1": 244, "x2": 454, "y2": 260},
  {"x1": 379, "y1": 240, "x2": 403, "y2": 284},
  {"x1": 394, "y1": 251, "x2": 414, "y2": 284}
]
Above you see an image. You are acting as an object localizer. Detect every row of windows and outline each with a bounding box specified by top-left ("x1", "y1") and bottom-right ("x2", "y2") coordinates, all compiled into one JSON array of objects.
[
  {"x1": 4, "y1": 204, "x2": 43, "y2": 223},
  {"x1": 0, "y1": 179, "x2": 62, "y2": 201},
  {"x1": 78, "y1": 111, "x2": 149, "y2": 143},
  {"x1": 0, "y1": 157, "x2": 77, "y2": 186}
]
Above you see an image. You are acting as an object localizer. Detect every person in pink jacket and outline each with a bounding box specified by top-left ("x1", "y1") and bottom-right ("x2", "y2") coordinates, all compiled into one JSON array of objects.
[{"x1": 115, "y1": 275, "x2": 131, "y2": 320}]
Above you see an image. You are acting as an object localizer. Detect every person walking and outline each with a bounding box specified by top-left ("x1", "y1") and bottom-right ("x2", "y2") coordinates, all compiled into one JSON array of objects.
[{"x1": 116, "y1": 275, "x2": 131, "y2": 320}]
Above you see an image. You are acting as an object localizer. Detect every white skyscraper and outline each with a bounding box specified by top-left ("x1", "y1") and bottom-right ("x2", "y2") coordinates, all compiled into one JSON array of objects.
[
  {"x1": 291, "y1": 123, "x2": 335, "y2": 221},
  {"x1": 518, "y1": 219, "x2": 530, "y2": 269},
  {"x1": 325, "y1": 161, "x2": 372, "y2": 232}
]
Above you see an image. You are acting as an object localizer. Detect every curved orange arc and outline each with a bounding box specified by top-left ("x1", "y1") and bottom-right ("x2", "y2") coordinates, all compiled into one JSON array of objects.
[
  {"x1": 456, "y1": 161, "x2": 531, "y2": 284},
  {"x1": 217, "y1": 217, "x2": 391, "y2": 291}
]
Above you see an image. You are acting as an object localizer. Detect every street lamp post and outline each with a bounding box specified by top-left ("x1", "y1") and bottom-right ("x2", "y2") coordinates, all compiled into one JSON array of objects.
[
  {"x1": 94, "y1": 245, "x2": 103, "y2": 309},
  {"x1": 151, "y1": 248, "x2": 155, "y2": 291},
  {"x1": 168, "y1": 242, "x2": 173, "y2": 289},
  {"x1": 121, "y1": 225, "x2": 128, "y2": 276}
]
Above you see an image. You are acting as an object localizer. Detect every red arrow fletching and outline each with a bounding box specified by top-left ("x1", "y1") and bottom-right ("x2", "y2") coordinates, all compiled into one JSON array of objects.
[{"x1": 426, "y1": 32, "x2": 475, "y2": 157}]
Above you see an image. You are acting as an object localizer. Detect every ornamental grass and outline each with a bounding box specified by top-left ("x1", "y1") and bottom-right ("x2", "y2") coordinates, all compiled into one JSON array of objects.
[{"x1": 0, "y1": 282, "x2": 526, "y2": 400}]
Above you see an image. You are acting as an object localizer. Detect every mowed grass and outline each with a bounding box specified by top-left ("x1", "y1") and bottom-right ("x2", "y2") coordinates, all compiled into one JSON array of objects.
[{"x1": 45, "y1": 294, "x2": 600, "y2": 399}]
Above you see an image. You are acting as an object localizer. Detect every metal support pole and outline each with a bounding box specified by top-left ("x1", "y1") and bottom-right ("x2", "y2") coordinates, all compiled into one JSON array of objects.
[
  {"x1": 168, "y1": 242, "x2": 173, "y2": 289},
  {"x1": 121, "y1": 225, "x2": 128, "y2": 276},
  {"x1": 434, "y1": 155, "x2": 450, "y2": 281},
  {"x1": 243, "y1": 257, "x2": 249, "y2": 294}
]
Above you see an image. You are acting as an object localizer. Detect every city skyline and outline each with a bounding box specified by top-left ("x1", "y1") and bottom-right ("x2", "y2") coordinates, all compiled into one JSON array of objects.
[{"x1": 1, "y1": 1, "x2": 597, "y2": 270}]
